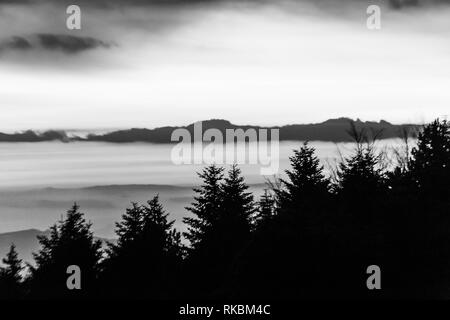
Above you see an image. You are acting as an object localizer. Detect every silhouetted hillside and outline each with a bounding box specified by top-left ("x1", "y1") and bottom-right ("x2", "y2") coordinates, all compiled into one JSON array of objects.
[
  {"x1": 0, "y1": 130, "x2": 68, "y2": 142},
  {"x1": 85, "y1": 118, "x2": 420, "y2": 143},
  {"x1": 279, "y1": 118, "x2": 418, "y2": 142},
  {"x1": 0, "y1": 119, "x2": 419, "y2": 143}
]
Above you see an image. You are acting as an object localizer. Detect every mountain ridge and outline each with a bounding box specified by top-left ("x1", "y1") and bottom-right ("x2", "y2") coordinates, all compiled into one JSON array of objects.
[{"x1": 0, "y1": 118, "x2": 420, "y2": 143}]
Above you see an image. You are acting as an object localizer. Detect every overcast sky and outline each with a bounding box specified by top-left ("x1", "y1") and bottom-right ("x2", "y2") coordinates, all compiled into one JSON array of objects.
[{"x1": 1, "y1": 0, "x2": 450, "y2": 131}]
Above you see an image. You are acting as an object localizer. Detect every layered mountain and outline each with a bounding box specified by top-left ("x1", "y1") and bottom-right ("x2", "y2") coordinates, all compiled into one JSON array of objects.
[{"x1": 0, "y1": 118, "x2": 420, "y2": 143}]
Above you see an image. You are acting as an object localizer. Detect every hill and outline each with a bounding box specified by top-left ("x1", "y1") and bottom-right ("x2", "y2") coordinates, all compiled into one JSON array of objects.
[
  {"x1": 0, "y1": 130, "x2": 68, "y2": 142},
  {"x1": 0, "y1": 118, "x2": 420, "y2": 143},
  {"x1": 84, "y1": 118, "x2": 420, "y2": 143}
]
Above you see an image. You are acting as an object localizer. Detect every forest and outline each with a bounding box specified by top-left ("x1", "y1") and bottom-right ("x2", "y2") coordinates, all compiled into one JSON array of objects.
[{"x1": 0, "y1": 118, "x2": 449, "y2": 300}]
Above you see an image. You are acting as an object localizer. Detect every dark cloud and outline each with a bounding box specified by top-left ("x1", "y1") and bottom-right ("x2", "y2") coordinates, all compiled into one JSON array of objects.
[
  {"x1": 0, "y1": 0, "x2": 221, "y2": 7},
  {"x1": 0, "y1": 0, "x2": 31, "y2": 3},
  {"x1": 0, "y1": 36, "x2": 32, "y2": 51},
  {"x1": 3, "y1": 0, "x2": 448, "y2": 6},
  {"x1": 0, "y1": 34, "x2": 112, "y2": 54},
  {"x1": 36, "y1": 34, "x2": 112, "y2": 53}
]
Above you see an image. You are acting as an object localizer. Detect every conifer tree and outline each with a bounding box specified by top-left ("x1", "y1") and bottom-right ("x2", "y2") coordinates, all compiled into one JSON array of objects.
[
  {"x1": 227, "y1": 145, "x2": 332, "y2": 299},
  {"x1": 101, "y1": 195, "x2": 182, "y2": 299},
  {"x1": 183, "y1": 164, "x2": 255, "y2": 296},
  {"x1": 220, "y1": 164, "x2": 256, "y2": 234},
  {"x1": 409, "y1": 119, "x2": 450, "y2": 196},
  {"x1": 337, "y1": 143, "x2": 385, "y2": 199},
  {"x1": 0, "y1": 244, "x2": 24, "y2": 299},
  {"x1": 141, "y1": 195, "x2": 183, "y2": 298},
  {"x1": 384, "y1": 120, "x2": 450, "y2": 298},
  {"x1": 141, "y1": 195, "x2": 183, "y2": 260},
  {"x1": 255, "y1": 189, "x2": 275, "y2": 227},
  {"x1": 276, "y1": 142, "x2": 330, "y2": 213},
  {"x1": 183, "y1": 164, "x2": 224, "y2": 250},
  {"x1": 112, "y1": 202, "x2": 143, "y2": 250},
  {"x1": 28, "y1": 203, "x2": 102, "y2": 299}
]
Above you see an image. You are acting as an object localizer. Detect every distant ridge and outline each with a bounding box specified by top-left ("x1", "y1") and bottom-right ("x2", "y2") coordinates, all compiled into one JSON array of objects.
[
  {"x1": 0, "y1": 130, "x2": 69, "y2": 142},
  {"x1": 0, "y1": 118, "x2": 420, "y2": 143}
]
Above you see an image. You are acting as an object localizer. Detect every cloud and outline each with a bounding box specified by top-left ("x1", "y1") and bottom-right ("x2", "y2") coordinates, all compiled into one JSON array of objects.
[
  {"x1": 0, "y1": 0, "x2": 30, "y2": 3},
  {"x1": 1, "y1": 0, "x2": 448, "y2": 8},
  {"x1": 36, "y1": 34, "x2": 112, "y2": 53},
  {"x1": 0, "y1": 36, "x2": 32, "y2": 51},
  {"x1": 0, "y1": 0, "x2": 449, "y2": 66},
  {"x1": 0, "y1": 34, "x2": 112, "y2": 54},
  {"x1": 0, "y1": 0, "x2": 221, "y2": 7}
]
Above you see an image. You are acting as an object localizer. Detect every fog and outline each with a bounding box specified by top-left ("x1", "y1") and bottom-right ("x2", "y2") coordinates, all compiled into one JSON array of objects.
[{"x1": 0, "y1": 139, "x2": 408, "y2": 236}]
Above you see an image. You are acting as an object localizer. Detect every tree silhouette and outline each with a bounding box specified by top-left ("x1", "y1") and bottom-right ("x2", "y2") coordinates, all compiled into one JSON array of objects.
[
  {"x1": 183, "y1": 164, "x2": 224, "y2": 251},
  {"x1": 220, "y1": 164, "x2": 255, "y2": 236},
  {"x1": 28, "y1": 203, "x2": 102, "y2": 299},
  {"x1": 255, "y1": 189, "x2": 275, "y2": 228},
  {"x1": 336, "y1": 145, "x2": 386, "y2": 200},
  {"x1": 392, "y1": 119, "x2": 450, "y2": 298},
  {"x1": 141, "y1": 196, "x2": 183, "y2": 263},
  {"x1": 0, "y1": 244, "x2": 24, "y2": 299},
  {"x1": 113, "y1": 202, "x2": 143, "y2": 248},
  {"x1": 276, "y1": 142, "x2": 330, "y2": 213},
  {"x1": 226, "y1": 144, "x2": 335, "y2": 298},
  {"x1": 183, "y1": 164, "x2": 255, "y2": 297},
  {"x1": 409, "y1": 119, "x2": 450, "y2": 197},
  {"x1": 100, "y1": 195, "x2": 182, "y2": 299}
]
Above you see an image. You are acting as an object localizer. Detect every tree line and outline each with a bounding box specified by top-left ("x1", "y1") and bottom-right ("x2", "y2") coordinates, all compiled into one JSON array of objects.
[{"x1": 0, "y1": 119, "x2": 449, "y2": 299}]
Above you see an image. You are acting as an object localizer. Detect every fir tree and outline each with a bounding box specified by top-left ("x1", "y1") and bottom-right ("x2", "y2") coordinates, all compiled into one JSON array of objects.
[
  {"x1": 183, "y1": 164, "x2": 224, "y2": 250},
  {"x1": 28, "y1": 203, "x2": 103, "y2": 299},
  {"x1": 409, "y1": 119, "x2": 450, "y2": 196},
  {"x1": 100, "y1": 195, "x2": 182, "y2": 299},
  {"x1": 276, "y1": 142, "x2": 330, "y2": 213},
  {"x1": 336, "y1": 143, "x2": 386, "y2": 200},
  {"x1": 255, "y1": 189, "x2": 275, "y2": 227},
  {"x1": 141, "y1": 195, "x2": 183, "y2": 261},
  {"x1": 183, "y1": 164, "x2": 255, "y2": 297},
  {"x1": 112, "y1": 202, "x2": 143, "y2": 250},
  {"x1": 0, "y1": 244, "x2": 24, "y2": 299},
  {"x1": 220, "y1": 164, "x2": 256, "y2": 233}
]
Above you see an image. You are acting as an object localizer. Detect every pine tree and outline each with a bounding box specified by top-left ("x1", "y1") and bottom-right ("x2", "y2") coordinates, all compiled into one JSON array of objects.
[
  {"x1": 276, "y1": 142, "x2": 330, "y2": 213},
  {"x1": 409, "y1": 119, "x2": 450, "y2": 196},
  {"x1": 141, "y1": 195, "x2": 183, "y2": 260},
  {"x1": 183, "y1": 164, "x2": 224, "y2": 250},
  {"x1": 255, "y1": 189, "x2": 275, "y2": 227},
  {"x1": 183, "y1": 164, "x2": 255, "y2": 296},
  {"x1": 0, "y1": 244, "x2": 24, "y2": 299},
  {"x1": 220, "y1": 164, "x2": 256, "y2": 234},
  {"x1": 141, "y1": 195, "x2": 183, "y2": 298},
  {"x1": 337, "y1": 143, "x2": 385, "y2": 200},
  {"x1": 113, "y1": 202, "x2": 143, "y2": 250},
  {"x1": 100, "y1": 195, "x2": 182, "y2": 299},
  {"x1": 226, "y1": 145, "x2": 333, "y2": 299},
  {"x1": 28, "y1": 203, "x2": 103, "y2": 299},
  {"x1": 377, "y1": 119, "x2": 450, "y2": 298}
]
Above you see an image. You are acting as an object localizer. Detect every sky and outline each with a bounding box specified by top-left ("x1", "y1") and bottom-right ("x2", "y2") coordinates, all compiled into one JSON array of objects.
[{"x1": 0, "y1": 0, "x2": 450, "y2": 131}]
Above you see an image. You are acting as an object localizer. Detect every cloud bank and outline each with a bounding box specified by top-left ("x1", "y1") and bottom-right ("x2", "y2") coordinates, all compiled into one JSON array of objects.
[{"x1": 0, "y1": 34, "x2": 112, "y2": 54}]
